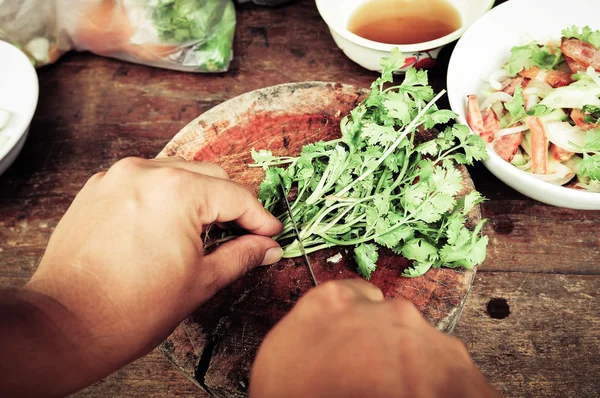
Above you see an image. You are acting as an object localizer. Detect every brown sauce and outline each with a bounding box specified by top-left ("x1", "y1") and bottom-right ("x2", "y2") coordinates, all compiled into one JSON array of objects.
[{"x1": 348, "y1": 0, "x2": 462, "y2": 45}]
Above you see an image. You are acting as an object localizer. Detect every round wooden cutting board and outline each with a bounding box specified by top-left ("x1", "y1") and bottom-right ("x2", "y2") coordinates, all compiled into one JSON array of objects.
[{"x1": 157, "y1": 82, "x2": 481, "y2": 397}]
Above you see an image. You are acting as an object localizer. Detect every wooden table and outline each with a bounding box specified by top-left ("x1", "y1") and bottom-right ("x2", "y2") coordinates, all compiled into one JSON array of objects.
[{"x1": 0, "y1": 0, "x2": 598, "y2": 396}]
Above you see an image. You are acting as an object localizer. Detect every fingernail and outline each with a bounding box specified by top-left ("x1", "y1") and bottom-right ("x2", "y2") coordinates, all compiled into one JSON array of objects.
[{"x1": 261, "y1": 247, "x2": 283, "y2": 266}]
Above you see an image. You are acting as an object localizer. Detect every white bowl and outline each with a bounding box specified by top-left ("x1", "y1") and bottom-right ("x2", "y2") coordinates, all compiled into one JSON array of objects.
[
  {"x1": 316, "y1": 0, "x2": 495, "y2": 72},
  {"x1": 0, "y1": 40, "x2": 39, "y2": 177},
  {"x1": 447, "y1": 0, "x2": 600, "y2": 210}
]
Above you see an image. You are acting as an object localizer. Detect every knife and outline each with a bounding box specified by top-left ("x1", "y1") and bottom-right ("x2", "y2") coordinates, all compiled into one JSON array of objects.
[{"x1": 279, "y1": 178, "x2": 318, "y2": 287}]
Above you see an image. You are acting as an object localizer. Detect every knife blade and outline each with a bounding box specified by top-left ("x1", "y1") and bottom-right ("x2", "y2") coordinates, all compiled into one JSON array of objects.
[{"x1": 279, "y1": 179, "x2": 318, "y2": 287}]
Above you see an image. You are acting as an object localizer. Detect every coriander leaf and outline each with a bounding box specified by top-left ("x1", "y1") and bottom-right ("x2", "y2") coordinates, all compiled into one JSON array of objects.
[
  {"x1": 378, "y1": 47, "x2": 406, "y2": 84},
  {"x1": 365, "y1": 206, "x2": 380, "y2": 229},
  {"x1": 400, "y1": 85, "x2": 435, "y2": 109},
  {"x1": 452, "y1": 125, "x2": 488, "y2": 164},
  {"x1": 532, "y1": 46, "x2": 563, "y2": 71},
  {"x1": 430, "y1": 167, "x2": 463, "y2": 196},
  {"x1": 440, "y1": 219, "x2": 488, "y2": 268},
  {"x1": 251, "y1": 148, "x2": 275, "y2": 165},
  {"x1": 373, "y1": 189, "x2": 392, "y2": 215},
  {"x1": 461, "y1": 191, "x2": 486, "y2": 215},
  {"x1": 504, "y1": 43, "x2": 564, "y2": 76},
  {"x1": 582, "y1": 105, "x2": 600, "y2": 125},
  {"x1": 505, "y1": 44, "x2": 536, "y2": 76},
  {"x1": 362, "y1": 122, "x2": 397, "y2": 146},
  {"x1": 580, "y1": 153, "x2": 600, "y2": 180},
  {"x1": 421, "y1": 109, "x2": 456, "y2": 130},
  {"x1": 562, "y1": 25, "x2": 600, "y2": 49},
  {"x1": 416, "y1": 140, "x2": 438, "y2": 156},
  {"x1": 341, "y1": 105, "x2": 367, "y2": 150},
  {"x1": 505, "y1": 86, "x2": 527, "y2": 119},
  {"x1": 528, "y1": 104, "x2": 556, "y2": 117},
  {"x1": 383, "y1": 93, "x2": 413, "y2": 125},
  {"x1": 402, "y1": 261, "x2": 434, "y2": 278},
  {"x1": 583, "y1": 128, "x2": 600, "y2": 152},
  {"x1": 383, "y1": 151, "x2": 405, "y2": 173},
  {"x1": 354, "y1": 243, "x2": 379, "y2": 280},
  {"x1": 431, "y1": 193, "x2": 456, "y2": 214},
  {"x1": 301, "y1": 141, "x2": 328, "y2": 155},
  {"x1": 401, "y1": 238, "x2": 438, "y2": 277},
  {"x1": 446, "y1": 216, "x2": 472, "y2": 247},
  {"x1": 402, "y1": 183, "x2": 428, "y2": 211},
  {"x1": 375, "y1": 225, "x2": 414, "y2": 249},
  {"x1": 258, "y1": 167, "x2": 288, "y2": 206},
  {"x1": 402, "y1": 67, "x2": 430, "y2": 87},
  {"x1": 401, "y1": 238, "x2": 438, "y2": 263},
  {"x1": 417, "y1": 159, "x2": 435, "y2": 181}
]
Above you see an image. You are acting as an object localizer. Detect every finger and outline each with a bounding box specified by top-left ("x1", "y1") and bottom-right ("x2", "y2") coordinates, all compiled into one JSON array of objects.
[
  {"x1": 193, "y1": 175, "x2": 283, "y2": 236},
  {"x1": 151, "y1": 158, "x2": 230, "y2": 180},
  {"x1": 200, "y1": 235, "x2": 282, "y2": 296},
  {"x1": 384, "y1": 297, "x2": 427, "y2": 327},
  {"x1": 340, "y1": 279, "x2": 385, "y2": 302}
]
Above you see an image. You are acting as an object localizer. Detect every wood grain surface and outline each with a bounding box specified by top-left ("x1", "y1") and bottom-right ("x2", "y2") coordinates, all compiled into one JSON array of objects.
[{"x1": 0, "y1": 0, "x2": 599, "y2": 397}]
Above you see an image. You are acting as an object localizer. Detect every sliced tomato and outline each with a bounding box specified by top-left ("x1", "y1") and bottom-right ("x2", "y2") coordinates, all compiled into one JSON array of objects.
[
  {"x1": 493, "y1": 132, "x2": 523, "y2": 162},
  {"x1": 545, "y1": 70, "x2": 573, "y2": 88},
  {"x1": 502, "y1": 77, "x2": 525, "y2": 95},
  {"x1": 466, "y1": 95, "x2": 485, "y2": 133},
  {"x1": 571, "y1": 109, "x2": 599, "y2": 131},
  {"x1": 564, "y1": 55, "x2": 589, "y2": 73},
  {"x1": 480, "y1": 108, "x2": 499, "y2": 144},
  {"x1": 525, "y1": 116, "x2": 549, "y2": 174},
  {"x1": 551, "y1": 144, "x2": 574, "y2": 161},
  {"x1": 519, "y1": 66, "x2": 540, "y2": 79},
  {"x1": 561, "y1": 38, "x2": 600, "y2": 71}
]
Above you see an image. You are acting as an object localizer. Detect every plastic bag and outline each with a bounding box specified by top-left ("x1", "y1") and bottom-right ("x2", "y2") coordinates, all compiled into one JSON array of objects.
[
  {"x1": 235, "y1": 0, "x2": 294, "y2": 5},
  {"x1": 0, "y1": 0, "x2": 236, "y2": 73}
]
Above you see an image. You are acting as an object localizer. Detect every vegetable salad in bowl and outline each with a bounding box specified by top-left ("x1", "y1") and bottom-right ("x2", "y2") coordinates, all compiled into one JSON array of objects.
[{"x1": 466, "y1": 26, "x2": 600, "y2": 192}]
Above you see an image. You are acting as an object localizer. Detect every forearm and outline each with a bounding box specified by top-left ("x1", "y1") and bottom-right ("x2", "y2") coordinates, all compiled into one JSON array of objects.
[{"x1": 0, "y1": 287, "x2": 107, "y2": 398}]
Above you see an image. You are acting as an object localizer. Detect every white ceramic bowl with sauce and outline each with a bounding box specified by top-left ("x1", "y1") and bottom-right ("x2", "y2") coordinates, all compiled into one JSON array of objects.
[
  {"x1": 447, "y1": 0, "x2": 600, "y2": 210},
  {"x1": 0, "y1": 40, "x2": 39, "y2": 177},
  {"x1": 315, "y1": 0, "x2": 495, "y2": 72}
]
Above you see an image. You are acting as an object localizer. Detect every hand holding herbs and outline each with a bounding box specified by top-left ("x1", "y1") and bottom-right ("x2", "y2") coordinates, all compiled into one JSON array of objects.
[{"x1": 251, "y1": 49, "x2": 489, "y2": 280}]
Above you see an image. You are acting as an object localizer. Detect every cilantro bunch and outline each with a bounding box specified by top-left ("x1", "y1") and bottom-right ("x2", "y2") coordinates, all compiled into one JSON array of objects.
[
  {"x1": 252, "y1": 49, "x2": 489, "y2": 279},
  {"x1": 150, "y1": 0, "x2": 235, "y2": 72}
]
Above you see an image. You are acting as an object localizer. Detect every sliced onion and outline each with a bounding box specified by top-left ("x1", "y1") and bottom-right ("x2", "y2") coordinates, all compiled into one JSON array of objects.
[
  {"x1": 545, "y1": 121, "x2": 587, "y2": 153},
  {"x1": 564, "y1": 155, "x2": 583, "y2": 175},
  {"x1": 523, "y1": 160, "x2": 575, "y2": 185},
  {"x1": 481, "y1": 92, "x2": 514, "y2": 110},
  {"x1": 488, "y1": 69, "x2": 510, "y2": 91},
  {"x1": 491, "y1": 101, "x2": 505, "y2": 119},
  {"x1": 497, "y1": 124, "x2": 529, "y2": 137},
  {"x1": 586, "y1": 66, "x2": 600, "y2": 88},
  {"x1": 574, "y1": 181, "x2": 600, "y2": 192},
  {"x1": 525, "y1": 94, "x2": 539, "y2": 111},
  {"x1": 515, "y1": 160, "x2": 532, "y2": 171},
  {"x1": 534, "y1": 70, "x2": 548, "y2": 83},
  {"x1": 525, "y1": 79, "x2": 553, "y2": 97}
]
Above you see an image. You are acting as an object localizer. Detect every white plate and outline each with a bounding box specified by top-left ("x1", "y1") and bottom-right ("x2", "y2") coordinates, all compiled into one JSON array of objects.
[
  {"x1": 447, "y1": 0, "x2": 600, "y2": 210},
  {"x1": 0, "y1": 40, "x2": 39, "y2": 176}
]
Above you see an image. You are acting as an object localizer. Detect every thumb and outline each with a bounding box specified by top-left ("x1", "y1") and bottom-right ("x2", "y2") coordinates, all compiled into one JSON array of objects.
[{"x1": 200, "y1": 235, "x2": 283, "y2": 296}]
